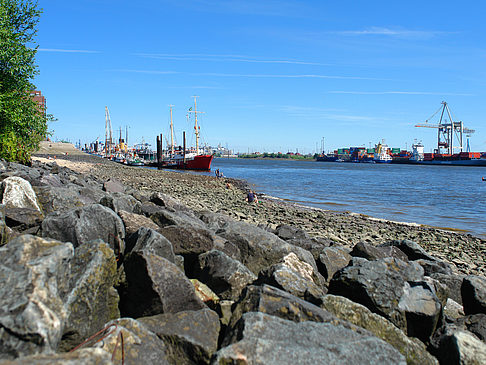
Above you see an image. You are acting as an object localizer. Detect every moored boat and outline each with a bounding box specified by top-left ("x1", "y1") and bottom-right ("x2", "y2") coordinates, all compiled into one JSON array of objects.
[{"x1": 160, "y1": 98, "x2": 213, "y2": 171}]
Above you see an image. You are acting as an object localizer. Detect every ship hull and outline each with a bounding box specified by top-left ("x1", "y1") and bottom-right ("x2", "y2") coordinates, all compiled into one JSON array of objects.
[
  {"x1": 160, "y1": 154, "x2": 214, "y2": 171},
  {"x1": 412, "y1": 159, "x2": 486, "y2": 166}
]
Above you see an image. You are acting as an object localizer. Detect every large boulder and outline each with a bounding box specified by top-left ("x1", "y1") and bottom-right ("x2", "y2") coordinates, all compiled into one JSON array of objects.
[
  {"x1": 100, "y1": 192, "x2": 142, "y2": 214},
  {"x1": 380, "y1": 239, "x2": 436, "y2": 262},
  {"x1": 196, "y1": 249, "x2": 256, "y2": 301},
  {"x1": 0, "y1": 235, "x2": 73, "y2": 359},
  {"x1": 125, "y1": 227, "x2": 175, "y2": 263},
  {"x1": 150, "y1": 209, "x2": 205, "y2": 229},
  {"x1": 215, "y1": 218, "x2": 319, "y2": 276},
  {"x1": 41, "y1": 204, "x2": 125, "y2": 254},
  {"x1": 139, "y1": 308, "x2": 220, "y2": 364},
  {"x1": 160, "y1": 224, "x2": 215, "y2": 257},
  {"x1": 102, "y1": 178, "x2": 125, "y2": 193},
  {"x1": 350, "y1": 241, "x2": 408, "y2": 262},
  {"x1": 256, "y1": 252, "x2": 325, "y2": 304},
  {"x1": 328, "y1": 257, "x2": 441, "y2": 338},
  {"x1": 150, "y1": 191, "x2": 192, "y2": 213},
  {"x1": 431, "y1": 327, "x2": 486, "y2": 365},
  {"x1": 0, "y1": 176, "x2": 41, "y2": 212},
  {"x1": 317, "y1": 245, "x2": 351, "y2": 283},
  {"x1": 61, "y1": 240, "x2": 120, "y2": 349},
  {"x1": 216, "y1": 312, "x2": 406, "y2": 364},
  {"x1": 461, "y1": 275, "x2": 486, "y2": 315},
  {"x1": 431, "y1": 272, "x2": 465, "y2": 305},
  {"x1": 453, "y1": 314, "x2": 486, "y2": 342},
  {"x1": 4, "y1": 207, "x2": 43, "y2": 233},
  {"x1": 88, "y1": 318, "x2": 171, "y2": 364},
  {"x1": 118, "y1": 210, "x2": 160, "y2": 237},
  {"x1": 321, "y1": 294, "x2": 438, "y2": 365},
  {"x1": 120, "y1": 251, "x2": 205, "y2": 318},
  {"x1": 34, "y1": 184, "x2": 109, "y2": 215},
  {"x1": 228, "y1": 284, "x2": 360, "y2": 332}
]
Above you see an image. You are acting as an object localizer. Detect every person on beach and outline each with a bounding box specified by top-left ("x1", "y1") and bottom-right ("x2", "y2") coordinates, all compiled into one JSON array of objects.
[
  {"x1": 215, "y1": 169, "x2": 220, "y2": 178},
  {"x1": 246, "y1": 190, "x2": 258, "y2": 203}
]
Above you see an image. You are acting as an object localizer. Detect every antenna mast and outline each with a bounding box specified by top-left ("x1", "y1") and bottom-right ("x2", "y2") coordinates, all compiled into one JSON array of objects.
[{"x1": 169, "y1": 104, "x2": 175, "y2": 157}]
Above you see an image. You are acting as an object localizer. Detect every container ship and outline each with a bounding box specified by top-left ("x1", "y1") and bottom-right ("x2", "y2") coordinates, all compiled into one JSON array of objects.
[{"x1": 316, "y1": 102, "x2": 485, "y2": 166}]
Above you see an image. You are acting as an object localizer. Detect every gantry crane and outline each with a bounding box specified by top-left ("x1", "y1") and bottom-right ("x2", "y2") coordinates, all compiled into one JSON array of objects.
[
  {"x1": 415, "y1": 101, "x2": 475, "y2": 154},
  {"x1": 105, "y1": 106, "x2": 113, "y2": 157}
]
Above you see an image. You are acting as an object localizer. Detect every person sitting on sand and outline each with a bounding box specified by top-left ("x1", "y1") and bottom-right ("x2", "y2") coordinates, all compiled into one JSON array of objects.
[{"x1": 246, "y1": 190, "x2": 258, "y2": 203}]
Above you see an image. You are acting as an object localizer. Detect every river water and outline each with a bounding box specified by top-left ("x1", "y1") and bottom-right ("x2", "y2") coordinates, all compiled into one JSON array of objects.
[{"x1": 187, "y1": 158, "x2": 485, "y2": 238}]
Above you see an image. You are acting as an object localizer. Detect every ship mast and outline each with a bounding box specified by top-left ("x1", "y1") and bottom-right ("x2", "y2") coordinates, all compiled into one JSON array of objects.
[
  {"x1": 190, "y1": 96, "x2": 202, "y2": 154},
  {"x1": 169, "y1": 104, "x2": 175, "y2": 157}
]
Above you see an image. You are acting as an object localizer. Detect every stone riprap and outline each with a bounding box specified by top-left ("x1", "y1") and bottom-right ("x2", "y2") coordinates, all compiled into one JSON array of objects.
[{"x1": 0, "y1": 152, "x2": 482, "y2": 363}]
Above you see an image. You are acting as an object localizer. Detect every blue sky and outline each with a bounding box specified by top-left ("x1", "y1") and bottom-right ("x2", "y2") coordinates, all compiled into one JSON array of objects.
[{"x1": 34, "y1": 0, "x2": 486, "y2": 154}]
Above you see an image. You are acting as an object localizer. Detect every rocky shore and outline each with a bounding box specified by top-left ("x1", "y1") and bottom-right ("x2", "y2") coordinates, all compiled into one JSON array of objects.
[{"x1": 0, "y1": 150, "x2": 485, "y2": 364}]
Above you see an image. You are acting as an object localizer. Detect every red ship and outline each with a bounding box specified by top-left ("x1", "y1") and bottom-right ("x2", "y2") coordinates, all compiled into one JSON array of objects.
[{"x1": 160, "y1": 98, "x2": 214, "y2": 171}]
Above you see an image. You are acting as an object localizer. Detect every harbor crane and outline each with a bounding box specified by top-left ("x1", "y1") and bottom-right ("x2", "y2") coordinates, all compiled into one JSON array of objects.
[
  {"x1": 105, "y1": 106, "x2": 113, "y2": 157},
  {"x1": 414, "y1": 101, "x2": 475, "y2": 154}
]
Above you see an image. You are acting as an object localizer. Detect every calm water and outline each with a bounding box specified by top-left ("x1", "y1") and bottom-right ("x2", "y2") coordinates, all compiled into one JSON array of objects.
[{"x1": 185, "y1": 158, "x2": 486, "y2": 238}]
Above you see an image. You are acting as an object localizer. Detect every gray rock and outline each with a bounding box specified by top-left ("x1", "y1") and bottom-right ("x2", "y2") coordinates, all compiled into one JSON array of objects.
[
  {"x1": 102, "y1": 178, "x2": 125, "y2": 193},
  {"x1": 100, "y1": 192, "x2": 142, "y2": 214},
  {"x1": 0, "y1": 348, "x2": 112, "y2": 364},
  {"x1": 321, "y1": 294, "x2": 438, "y2": 365},
  {"x1": 90, "y1": 318, "x2": 171, "y2": 364},
  {"x1": 216, "y1": 219, "x2": 319, "y2": 276},
  {"x1": 150, "y1": 208, "x2": 205, "y2": 229},
  {"x1": 38, "y1": 173, "x2": 63, "y2": 188},
  {"x1": 318, "y1": 245, "x2": 351, "y2": 282},
  {"x1": 139, "y1": 308, "x2": 220, "y2": 364},
  {"x1": 415, "y1": 259, "x2": 453, "y2": 276},
  {"x1": 160, "y1": 224, "x2": 215, "y2": 256},
  {"x1": 0, "y1": 176, "x2": 41, "y2": 212},
  {"x1": 351, "y1": 241, "x2": 408, "y2": 262},
  {"x1": 228, "y1": 284, "x2": 359, "y2": 331},
  {"x1": 118, "y1": 209, "x2": 161, "y2": 237},
  {"x1": 431, "y1": 272, "x2": 465, "y2": 305},
  {"x1": 198, "y1": 211, "x2": 235, "y2": 232},
  {"x1": 61, "y1": 240, "x2": 120, "y2": 348},
  {"x1": 454, "y1": 313, "x2": 486, "y2": 341},
  {"x1": 121, "y1": 251, "x2": 205, "y2": 318},
  {"x1": 461, "y1": 275, "x2": 486, "y2": 315},
  {"x1": 431, "y1": 327, "x2": 486, "y2": 365},
  {"x1": 274, "y1": 224, "x2": 309, "y2": 240},
  {"x1": 380, "y1": 239, "x2": 436, "y2": 261},
  {"x1": 286, "y1": 237, "x2": 333, "y2": 260},
  {"x1": 4, "y1": 207, "x2": 43, "y2": 232},
  {"x1": 444, "y1": 298, "x2": 465, "y2": 321},
  {"x1": 328, "y1": 257, "x2": 425, "y2": 332},
  {"x1": 257, "y1": 253, "x2": 325, "y2": 304},
  {"x1": 42, "y1": 204, "x2": 125, "y2": 255},
  {"x1": 397, "y1": 281, "x2": 442, "y2": 342},
  {"x1": 216, "y1": 312, "x2": 406, "y2": 365},
  {"x1": 0, "y1": 235, "x2": 73, "y2": 359},
  {"x1": 197, "y1": 249, "x2": 256, "y2": 301},
  {"x1": 150, "y1": 191, "x2": 192, "y2": 213},
  {"x1": 126, "y1": 227, "x2": 175, "y2": 263},
  {"x1": 34, "y1": 184, "x2": 108, "y2": 215}
]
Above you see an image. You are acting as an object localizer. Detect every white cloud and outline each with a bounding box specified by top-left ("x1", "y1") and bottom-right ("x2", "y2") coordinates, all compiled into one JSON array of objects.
[
  {"x1": 135, "y1": 53, "x2": 328, "y2": 66},
  {"x1": 329, "y1": 91, "x2": 473, "y2": 96},
  {"x1": 333, "y1": 27, "x2": 452, "y2": 39}
]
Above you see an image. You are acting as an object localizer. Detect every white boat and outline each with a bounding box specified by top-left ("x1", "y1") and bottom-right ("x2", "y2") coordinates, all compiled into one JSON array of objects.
[{"x1": 373, "y1": 141, "x2": 392, "y2": 163}]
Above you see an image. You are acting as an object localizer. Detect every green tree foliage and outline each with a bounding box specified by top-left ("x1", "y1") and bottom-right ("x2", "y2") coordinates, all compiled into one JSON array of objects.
[{"x1": 0, "y1": 0, "x2": 49, "y2": 164}]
